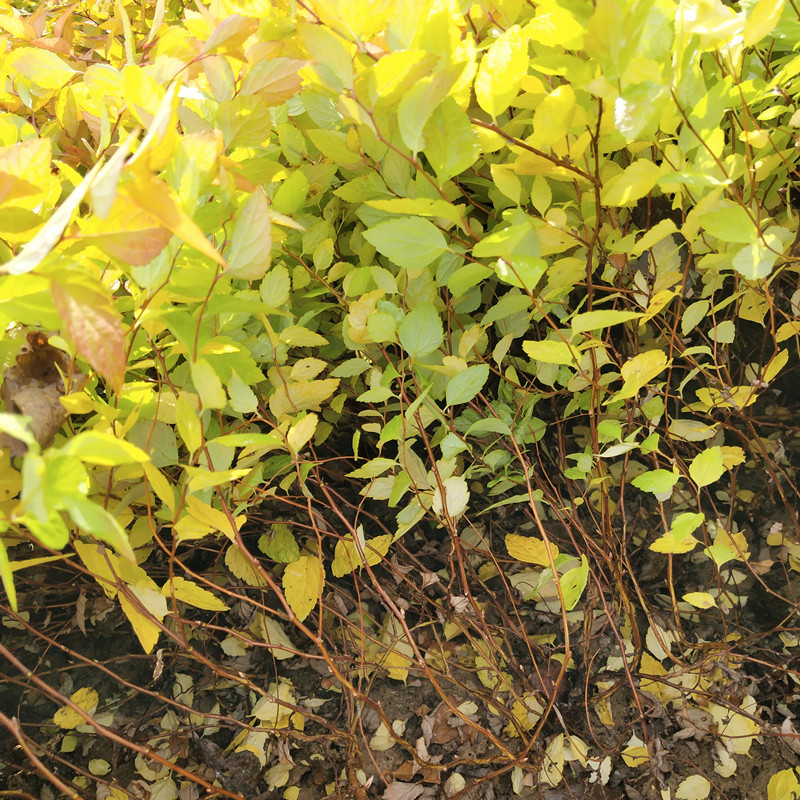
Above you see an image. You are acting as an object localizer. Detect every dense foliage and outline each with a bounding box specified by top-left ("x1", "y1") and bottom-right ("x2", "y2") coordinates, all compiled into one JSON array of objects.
[{"x1": 2, "y1": 0, "x2": 800, "y2": 797}]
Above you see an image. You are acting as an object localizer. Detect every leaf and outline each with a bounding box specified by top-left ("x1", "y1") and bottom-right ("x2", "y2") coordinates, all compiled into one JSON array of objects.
[
  {"x1": 51, "y1": 279, "x2": 126, "y2": 393},
  {"x1": 175, "y1": 393, "x2": 202, "y2": 454},
  {"x1": 649, "y1": 512, "x2": 704, "y2": 554},
  {"x1": 614, "y1": 350, "x2": 669, "y2": 402},
  {"x1": 162, "y1": 577, "x2": 228, "y2": 611},
  {"x1": 53, "y1": 687, "x2": 99, "y2": 730},
  {"x1": 63, "y1": 495, "x2": 135, "y2": 563},
  {"x1": 269, "y1": 378, "x2": 340, "y2": 420},
  {"x1": 121, "y1": 170, "x2": 225, "y2": 267},
  {"x1": 63, "y1": 431, "x2": 150, "y2": 466},
  {"x1": 767, "y1": 768, "x2": 800, "y2": 800},
  {"x1": 475, "y1": 24, "x2": 528, "y2": 117},
  {"x1": 0, "y1": 155, "x2": 108, "y2": 276},
  {"x1": 203, "y1": 14, "x2": 259, "y2": 54},
  {"x1": 559, "y1": 555, "x2": 589, "y2": 611},
  {"x1": 682, "y1": 592, "x2": 716, "y2": 609},
  {"x1": 397, "y1": 303, "x2": 444, "y2": 359},
  {"x1": 191, "y1": 359, "x2": 226, "y2": 410},
  {"x1": 423, "y1": 97, "x2": 480, "y2": 181},
  {"x1": 701, "y1": 206, "x2": 757, "y2": 243},
  {"x1": 363, "y1": 217, "x2": 447, "y2": 270},
  {"x1": 240, "y1": 57, "x2": 306, "y2": 105},
  {"x1": 531, "y1": 85, "x2": 577, "y2": 149},
  {"x1": 744, "y1": 0, "x2": 786, "y2": 46},
  {"x1": 600, "y1": 159, "x2": 663, "y2": 207},
  {"x1": 522, "y1": 340, "x2": 577, "y2": 365},
  {"x1": 445, "y1": 364, "x2": 489, "y2": 406},
  {"x1": 571, "y1": 309, "x2": 642, "y2": 334},
  {"x1": 621, "y1": 734, "x2": 649, "y2": 768},
  {"x1": 258, "y1": 525, "x2": 300, "y2": 564},
  {"x1": 228, "y1": 188, "x2": 272, "y2": 279},
  {"x1": 506, "y1": 534, "x2": 558, "y2": 566},
  {"x1": 689, "y1": 446, "x2": 725, "y2": 488},
  {"x1": 119, "y1": 583, "x2": 167, "y2": 654},
  {"x1": 397, "y1": 64, "x2": 463, "y2": 153},
  {"x1": 331, "y1": 533, "x2": 392, "y2": 577},
  {"x1": 631, "y1": 469, "x2": 679, "y2": 497},
  {"x1": 282, "y1": 555, "x2": 324, "y2": 622},
  {"x1": 431, "y1": 475, "x2": 469, "y2": 520}
]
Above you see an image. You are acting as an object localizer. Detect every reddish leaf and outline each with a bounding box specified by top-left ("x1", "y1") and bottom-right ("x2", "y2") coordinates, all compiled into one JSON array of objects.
[{"x1": 51, "y1": 280, "x2": 126, "y2": 393}]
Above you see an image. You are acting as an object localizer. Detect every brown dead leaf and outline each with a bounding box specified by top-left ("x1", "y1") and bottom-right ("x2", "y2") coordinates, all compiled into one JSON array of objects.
[
  {"x1": 0, "y1": 330, "x2": 85, "y2": 456},
  {"x1": 383, "y1": 780, "x2": 424, "y2": 800}
]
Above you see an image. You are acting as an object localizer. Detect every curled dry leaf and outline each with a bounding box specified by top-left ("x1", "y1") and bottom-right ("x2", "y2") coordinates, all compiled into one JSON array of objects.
[{"x1": 0, "y1": 330, "x2": 85, "y2": 456}]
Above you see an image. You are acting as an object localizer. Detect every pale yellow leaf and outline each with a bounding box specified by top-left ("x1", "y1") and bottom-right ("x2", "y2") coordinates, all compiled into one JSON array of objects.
[{"x1": 282, "y1": 555, "x2": 324, "y2": 622}]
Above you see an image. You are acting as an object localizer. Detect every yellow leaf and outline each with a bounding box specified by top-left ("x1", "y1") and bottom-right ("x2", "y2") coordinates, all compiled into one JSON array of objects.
[
  {"x1": 224, "y1": 544, "x2": 266, "y2": 586},
  {"x1": 682, "y1": 592, "x2": 716, "y2": 609},
  {"x1": 743, "y1": 0, "x2": 786, "y2": 47},
  {"x1": 531, "y1": 85, "x2": 576, "y2": 149},
  {"x1": 676, "y1": 775, "x2": 711, "y2": 800},
  {"x1": 176, "y1": 392, "x2": 202, "y2": 454},
  {"x1": 251, "y1": 679, "x2": 297, "y2": 728},
  {"x1": 721, "y1": 446, "x2": 746, "y2": 469},
  {"x1": 649, "y1": 531, "x2": 700, "y2": 554},
  {"x1": 279, "y1": 326, "x2": 329, "y2": 347},
  {"x1": 142, "y1": 463, "x2": 175, "y2": 513},
  {"x1": 621, "y1": 734, "x2": 649, "y2": 767},
  {"x1": 332, "y1": 533, "x2": 392, "y2": 577},
  {"x1": 54, "y1": 687, "x2": 99, "y2": 730},
  {"x1": 287, "y1": 413, "x2": 318, "y2": 452},
  {"x1": 251, "y1": 613, "x2": 296, "y2": 660},
  {"x1": 709, "y1": 695, "x2": 761, "y2": 755},
  {"x1": 119, "y1": 583, "x2": 167, "y2": 654},
  {"x1": 506, "y1": 533, "x2": 559, "y2": 565},
  {"x1": 283, "y1": 555, "x2": 324, "y2": 621},
  {"x1": 600, "y1": 160, "x2": 663, "y2": 207},
  {"x1": 269, "y1": 378, "x2": 340, "y2": 420},
  {"x1": 184, "y1": 466, "x2": 252, "y2": 493},
  {"x1": 539, "y1": 733, "x2": 565, "y2": 787},
  {"x1": 614, "y1": 350, "x2": 669, "y2": 401},
  {"x1": 763, "y1": 349, "x2": 789, "y2": 384},
  {"x1": 475, "y1": 25, "x2": 529, "y2": 118},
  {"x1": 767, "y1": 768, "x2": 800, "y2": 800},
  {"x1": 522, "y1": 339, "x2": 577, "y2": 365},
  {"x1": 184, "y1": 495, "x2": 246, "y2": 542},
  {"x1": 162, "y1": 577, "x2": 228, "y2": 611},
  {"x1": 121, "y1": 170, "x2": 225, "y2": 267}
]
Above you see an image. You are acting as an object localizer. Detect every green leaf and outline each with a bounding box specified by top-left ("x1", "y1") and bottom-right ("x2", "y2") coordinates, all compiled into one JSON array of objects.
[
  {"x1": 445, "y1": 364, "x2": 490, "y2": 406},
  {"x1": 559, "y1": 555, "x2": 589, "y2": 611},
  {"x1": 631, "y1": 469, "x2": 679, "y2": 496},
  {"x1": 63, "y1": 495, "x2": 135, "y2": 562},
  {"x1": 700, "y1": 206, "x2": 757, "y2": 243},
  {"x1": 258, "y1": 524, "x2": 300, "y2": 564},
  {"x1": 398, "y1": 303, "x2": 444, "y2": 359},
  {"x1": 227, "y1": 188, "x2": 272, "y2": 280},
  {"x1": 422, "y1": 97, "x2": 480, "y2": 182},
  {"x1": 689, "y1": 446, "x2": 725, "y2": 487},
  {"x1": 363, "y1": 217, "x2": 447, "y2": 270}
]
